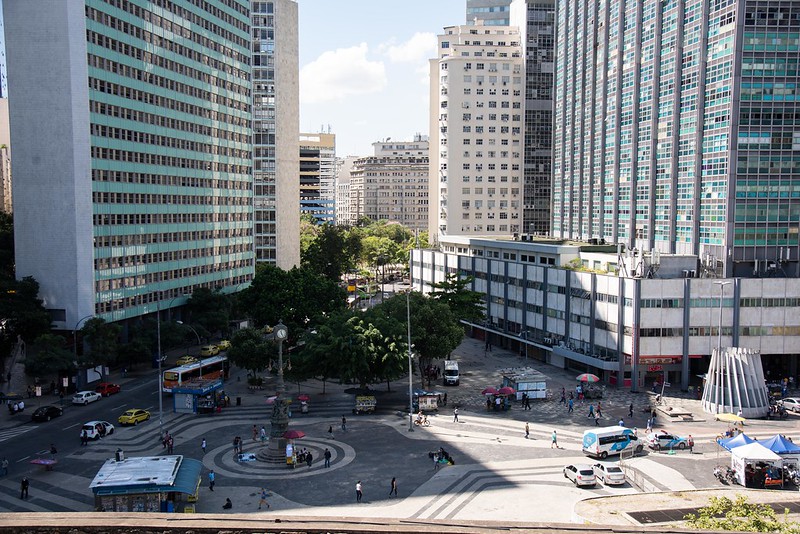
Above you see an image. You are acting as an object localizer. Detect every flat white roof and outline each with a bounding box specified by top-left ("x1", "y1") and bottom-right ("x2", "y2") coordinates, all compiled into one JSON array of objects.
[{"x1": 89, "y1": 455, "x2": 182, "y2": 489}]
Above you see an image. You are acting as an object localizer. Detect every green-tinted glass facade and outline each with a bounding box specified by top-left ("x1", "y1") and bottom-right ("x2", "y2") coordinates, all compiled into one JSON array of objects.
[{"x1": 87, "y1": 0, "x2": 254, "y2": 320}]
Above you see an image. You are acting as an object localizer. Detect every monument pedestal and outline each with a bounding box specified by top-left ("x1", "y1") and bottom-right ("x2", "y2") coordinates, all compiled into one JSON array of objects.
[{"x1": 257, "y1": 398, "x2": 291, "y2": 464}]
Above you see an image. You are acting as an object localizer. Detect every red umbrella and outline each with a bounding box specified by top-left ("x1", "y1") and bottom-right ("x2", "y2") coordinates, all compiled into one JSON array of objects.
[
  {"x1": 282, "y1": 429, "x2": 305, "y2": 440},
  {"x1": 576, "y1": 373, "x2": 600, "y2": 383},
  {"x1": 481, "y1": 387, "x2": 498, "y2": 395},
  {"x1": 297, "y1": 394, "x2": 310, "y2": 402},
  {"x1": 498, "y1": 386, "x2": 516, "y2": 396}
]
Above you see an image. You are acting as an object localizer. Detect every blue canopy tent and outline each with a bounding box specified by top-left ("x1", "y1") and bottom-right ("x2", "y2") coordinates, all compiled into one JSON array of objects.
[
  {"x1": 761, "y1": 434, "x2": 800, "y2": 455},
  {"x1": 717, "y1": 433, "x2": 755, "y2": 451}
]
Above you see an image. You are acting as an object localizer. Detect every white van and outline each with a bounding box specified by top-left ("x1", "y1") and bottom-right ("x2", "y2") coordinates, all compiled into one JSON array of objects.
[
  {"x1": 582, "y1": 426, "x2": 643, "y2": 459},
  {"x1": 443, "y1": 360, "x2": 460, "y2": 386}
]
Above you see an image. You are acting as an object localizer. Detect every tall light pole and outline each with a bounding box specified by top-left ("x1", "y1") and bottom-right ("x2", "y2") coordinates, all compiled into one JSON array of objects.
[
  {"x1": 406, "y1": 290, "x2": 414, "y2": 432},
  {"x1": 156, "y1": 299, "x2": 164, "y2": 432},
  {"x1": 714, "y1": 281, "x2": 732, "y2": 351},
  {"x1": 176, "y1": 321, "x2": 202, "y2": 347}
]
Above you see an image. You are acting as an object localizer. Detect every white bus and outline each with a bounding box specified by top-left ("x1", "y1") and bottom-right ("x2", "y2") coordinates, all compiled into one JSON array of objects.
[{"x1": 582, "y1": 426, "x2": 643, "y2": 459}]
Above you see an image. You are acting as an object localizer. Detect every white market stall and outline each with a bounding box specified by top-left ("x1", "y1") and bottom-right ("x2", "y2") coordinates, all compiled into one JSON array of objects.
[
  {"x1": 501, "y1": 369, "x2": 547, "y2": 401},
  {"x1": 730, "y1": 442, "x2": 783, "y2": 488}
]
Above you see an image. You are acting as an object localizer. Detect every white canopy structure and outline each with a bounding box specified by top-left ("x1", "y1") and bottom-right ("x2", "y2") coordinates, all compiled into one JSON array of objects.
[
  {"x1": 731, "y1": 442, "x2": 782, "y2": 462},
  {"x1": 701, "y1": 347, "x2": 769, "y2": 418}
]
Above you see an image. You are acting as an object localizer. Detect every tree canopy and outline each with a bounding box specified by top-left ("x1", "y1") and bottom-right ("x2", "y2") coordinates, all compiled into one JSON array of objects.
[
  {"x1": 186, "y1": 287, "x2": 231, "y2": 339},
  {"x1": 684, "y1": 494, "x2": 800, "y2": 533},
  {"x1": 430, "y1": 274, "x2": 486, "y2": 325}
]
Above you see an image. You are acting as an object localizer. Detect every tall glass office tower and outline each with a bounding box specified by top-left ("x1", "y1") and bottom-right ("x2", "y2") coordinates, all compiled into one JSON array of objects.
[
  {"x1": 553, "y1": 1, "x2": 800, "y2": 278},
  {"x1": 5, "y1": 0, "x2": 254, "y2": 328}
]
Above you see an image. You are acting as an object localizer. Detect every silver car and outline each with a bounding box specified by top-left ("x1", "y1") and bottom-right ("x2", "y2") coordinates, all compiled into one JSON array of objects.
[
  {"x1": 593, "y1": 462, "x2": 626, "y2": 485},
  {"x1": 72, "y1": 391, "x2": 101, "y2": 406},
  {"x1": 781, "y1": 398, "x2": 800, "y2": 413},
  {"x1": 563, "y1": 463, "x2": 597, "y2": 487}
]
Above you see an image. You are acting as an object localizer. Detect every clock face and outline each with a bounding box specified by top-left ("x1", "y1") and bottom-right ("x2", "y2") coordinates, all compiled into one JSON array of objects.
[{"x1": 276, "y1": 327, "x2": 287, "y2": 340}]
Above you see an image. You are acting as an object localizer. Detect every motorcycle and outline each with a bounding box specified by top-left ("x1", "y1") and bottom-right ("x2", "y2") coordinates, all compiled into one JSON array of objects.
[
  {"x1": 725, "y1": 466, "x2": 737, "y2": 484},
  {"x1": 714, "y1": 465, "x2": 725, "y2": 482}
]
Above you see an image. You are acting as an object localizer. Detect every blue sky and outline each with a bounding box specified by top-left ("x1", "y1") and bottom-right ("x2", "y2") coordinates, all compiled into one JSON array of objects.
[{"x1": 298, "y1": 0, "x2": 465, "y2": 157}]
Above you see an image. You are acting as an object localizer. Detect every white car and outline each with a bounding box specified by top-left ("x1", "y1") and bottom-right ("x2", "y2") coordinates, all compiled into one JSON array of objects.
[
  {"x1": 563, "y1": 463, "x2": 597, "y2": 487},
  {"x1": 72, "y1": 391, "x2": 102, "y2": 405},
  {"x1": 81, "y1": 420, "x2": 115, "y2": 440},
  {"x1": 592, "y1": 463, "x2": 626, "y2": 485},
  {"x1": 781, "y1": 398, "x2": 800, "y2": 413}
]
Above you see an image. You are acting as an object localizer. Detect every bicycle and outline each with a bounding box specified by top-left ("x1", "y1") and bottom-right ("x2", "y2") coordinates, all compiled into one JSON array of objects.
[{"x1": 414, "y1": 415, "x2": 431, "y2": 427}]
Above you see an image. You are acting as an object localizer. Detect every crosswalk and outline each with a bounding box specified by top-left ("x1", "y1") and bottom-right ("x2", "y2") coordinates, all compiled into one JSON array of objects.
[{"x1": 0, "y1": 424, "x2": 37, "y2": 444}]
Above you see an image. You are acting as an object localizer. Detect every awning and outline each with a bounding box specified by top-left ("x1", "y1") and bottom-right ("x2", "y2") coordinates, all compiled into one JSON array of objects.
[
  {"x1": 717, "y1": 433, "x2": 755, "y2": 451},
  {"x1": 731, "y1": 442, "x2": 783, "y2": 462},
  {"x1": 761, "y1": 434, "x2": 800, "y2": 455}
]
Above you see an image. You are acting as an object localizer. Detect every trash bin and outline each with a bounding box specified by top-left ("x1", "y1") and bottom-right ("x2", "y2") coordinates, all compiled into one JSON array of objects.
[
  {"x1": 236, "y1": 397, "x2": 241, "y2": 406},
  {"x1": 115, "y1": 448, "x2": 124, "y2": 462}
]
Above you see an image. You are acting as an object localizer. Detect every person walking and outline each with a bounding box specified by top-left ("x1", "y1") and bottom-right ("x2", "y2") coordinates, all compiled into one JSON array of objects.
[
  {"x1": 355, "y1": 480, "x2": 363, "y2": 503},
  {"x1": 305, "y1": 451, "x2": 313, "y2": 468},
  {"x1": 587, "y1": 404, "x2": 595, "y2": 418},
  {"x1": 629, "y1": 402, "x2": 634, "y2": 418},
  {"x1": 80, "y1": 429, "x2": 89, "y2": 446},
  {"x1": 525, "y1": 422, "x2": 530, "y2": 439},
  {"x1": 208, "y1": 470, "x2": 215, "y2": 491},
  {"x1": 324, "y1": 448, "x2": 331, "y2": 468},
  {"x1": 1, "y1": 457, "x2": 8, "y2": 476},
  {"x1": 20, "y1": 477, "x2": 29, "y2": 499},
  {"x1": 453, "y1": 407, "x2": 459, "y2": 422},
  {"x1": 389, "y1": 477, "x2": 398, "y2": 497},
  {"x1": 201, "y1": 438, "x2": 207, "y2": 453},
  {"x1": 252, "y1": 424, "x2": 258, "y2": 442},
  {"x1": 594, "y1": 411, "x2": 601, "y2": 426},
  {"x1": 49, "y1": 443, "x2": 57, "y2": 460},
  {"x1": 328, "y1": 425, "x2": 334, "y2": 439},
  {"x1": 260, "y1": 426, "x2": 267, "y2": 443},
  {"x1": 258, "y1": 488, "x2": 270, "y2": 509},
  {"x1": 596, "y1": 402, "x2": 602, "y2": 418},
  {"x1": 551, "y1": 430, "x2": 558, "y2": 449},
  {"x1": 341, "y1": 415, "x2": 347, "y2": 433},
  {"x1": 167, "y1": 435, "x2": 174, "y2": 454},
  {"x1": 560, "y1": 389, "x2": 566, "y2": 405},
  {"x1": 568, "y1": 398, "x2": 574, "y2": 413},
  {"x1": 646, "y1": 418, "x2": 652, "y2": 434},
  {"x1": 688, "y1": 434, "x2": 694, "y2": 454}
]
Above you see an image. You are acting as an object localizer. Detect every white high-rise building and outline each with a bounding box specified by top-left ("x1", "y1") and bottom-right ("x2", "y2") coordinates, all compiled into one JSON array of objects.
[{"x1": 429, "y1": 23, "x2": 524, "y2": 241}]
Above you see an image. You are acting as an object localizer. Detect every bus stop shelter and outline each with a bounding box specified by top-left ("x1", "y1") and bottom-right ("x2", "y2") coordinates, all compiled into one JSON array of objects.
[{"x1": 171, "y1": 378, "x2": 224, "y2": 414}]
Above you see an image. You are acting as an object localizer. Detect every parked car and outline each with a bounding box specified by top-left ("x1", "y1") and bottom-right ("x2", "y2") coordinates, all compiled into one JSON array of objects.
[
  {"x1": 95, "y1": 382, "x2": 121, "y2": 397},
  {"x1": 563, "y1": 464, "x2": 597, "y2": 487},
  {"x1": 176, "y1": 355, "x2": 198, "y2": 366},
  {"x1": 31, "y1": 405, "x2": 63, "y2": 422},
  {"x1": 72, "y1": 391, "x2": 102, "y2": 405},
  {"x1": 200, "y1": 345, "x2": 219, "y2": 357},
  {"x1": 781, "y1": 398, "x2": 800, "y2": 413},
  {"x1": 592, "y1": 463, "x2": 626, "y2": 485},
  {"x1": 216, "y1": 339, "x2": 231, "y2": 351},
  {"x1": 118, "y1": 408, "x2": 151, "y2": 426},
  {"x1": 82, "y1": 420, "x2": 114, "y2": 440},
  {"x1": 647, "y1": 431, "x2": 688, "y2": 450}
]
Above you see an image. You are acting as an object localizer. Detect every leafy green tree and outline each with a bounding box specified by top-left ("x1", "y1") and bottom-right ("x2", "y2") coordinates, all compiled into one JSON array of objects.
[
  {"x1": 24, "y1": 333, "x2": 75, "y2": 378},
  {"x1": 684, "y1": 495, "x2": 800, "y2": 533},
  {"x1": 187, "y1": 287, "x2": 231, "y2": 339},
  {"x1": 430, "y1": 274, "x2": 486, "y2": 324},
  {"x1": 377, "y1": 292, "x2": 463, "y2": 387},
  {"x1": 227, "y1": 327, "x2": 273, "y2": 377},
  {"x1": 79, "y1": 317, "x2": 121, "y2": 379},
  {"x1": 292, "y1": 310, "x2": 355, "y2": 393},
  {"x1": 0, "y1": 276, "x2": 52, "y2": 346},
  {"x1": 302, "y1": 222, "x2": 361, "y2": 280}
]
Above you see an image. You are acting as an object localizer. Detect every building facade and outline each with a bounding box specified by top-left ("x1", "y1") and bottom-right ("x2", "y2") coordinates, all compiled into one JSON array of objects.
[
  {"x1": 0, "y1": 98, "x2": 10, "y2": 213},
  {"x1": 251, "y1": 0, "x2": 300, "y2": 267},
  {"x1": 467, "y1": 0, "x2": 512, "y2": 26},
  {"x1": 553, "y1": 0, "x2": 800, "y2": 279},
  {"x1": 5, "y1": 0, "x2": 254, "y2": 328},
  {"x1": 335, "y1": 156, "x2": 358, "y2": 226},
  {"x1": 429, "y1": 24, "x2": 525, "y2": 241},
  {"x1": 349, "y1": 138, "x2": 430, "y2": 231},
  {"x1": 412, "y1": 236, "x2": 800, "y2": 392},
  {"x1": 299, "y1": 133, "x2": 336, "y2": 224}
]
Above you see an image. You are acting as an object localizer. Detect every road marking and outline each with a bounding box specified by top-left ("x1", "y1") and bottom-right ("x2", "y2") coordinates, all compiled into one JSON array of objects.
[
  {"x1": 113, "y1": 404, "x2": 127, "y2": 410},
  {"x1": 63, "y1": 422, "x2": 82, "y2": 430},
  {"x1": 16, "y1": 455, "x2": 30, "y2": 462}
]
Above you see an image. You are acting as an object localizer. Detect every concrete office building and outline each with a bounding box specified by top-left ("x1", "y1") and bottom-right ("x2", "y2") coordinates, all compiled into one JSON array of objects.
[
  {"x1": 349, "y1": 137, "x2": 430, "y2": 231},
  {"x1": 429, "y1": 24, "x2": 525, "y2": 241},
  {"x1": 509, "y1": 0, "x2": 555, "y2": 236},
  {"x1": 299, "y1": 133, "x2": 336, "y2": 224},
  {"x1": 4, "y1": 0, "x2": 254, "y2": 328},
  {"x1": 251, "y1": 0, "x2": 300, "y2": 267},
  {"x1": 0, "y1": 98, "x2": 10, "y2": 213},
  {"x1": 467, "y1": 0, "x2": 512, "y2": 26},
  {"x1": 411, "y1": 236, "x2": 800, "y2": 392},
  {"x1": 553, "y1": 0, "x2": 800, "y2": 278},
  {"x1": 335, "y1": 156, "x2": 357, "y2": 226}
]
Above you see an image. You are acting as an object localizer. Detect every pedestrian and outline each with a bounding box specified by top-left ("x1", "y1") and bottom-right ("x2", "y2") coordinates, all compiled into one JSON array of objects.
[
  {"x1": 201, "y1": 438, "x2": 207, "y2": 453},
  {"x1": 328, "y1": 425, "x2": 334, "y2": 439},
  {"x1": 525, "y1": 422, "x2": 530, "y2": 439},
  {"x1": 208, "y1": 470, "x2": 215, "y2": 491},
  {"x1": 433, "y1": 451, "x2": 440, "y2": 471},
  {"x1": 588, "y1": 404, "x2": 595, "y2": 418},
  {"x1": 306, "y1": 451, "x2": 313, "y2": 468},
  {"x1": 551, "y1": 430, "x2": 558, "y2": 449},
  {"x1": 258, "y1": 487, "x2": 270, "y2": 509},
  {"x1": 49, "y1": 443, "x2": 57, "y2": 460},
  {"x1": 646, "y1": 418, "x2": 652, "y2": 433},
  {"x1": 1, "y1": 457, "x2": 8, "y2": 476},
  {"x1": 355, "y1": 480, "x2": 363, "y2": 503},
  {"x1": 453, "y1": 407, "x2": 459, "y2": 422},
  {"x1": 81, "y1": 429, "x2": 88, "y2": 446},
  {"x1": 167, "y1": 435, "x2": 174, "y2": 454},
  {"x1": 522, "y1": 392, "x2": 528, "y2": 408},
  {"x1": 260, "y1": 426, "x2": 267, "y2": 443},
  {"x1": 389, "y1": 477, "x2": 398, "y2": 496},
  {"x1": 232, "y1": 436, "x2": 238, "y2": 456},
  {"x1": 20, "y1": 477, "x2": 29, "y2": 499},
  {"x1": 525, "y1": 395, "x2": 531, "y2": 410},
  {"x1": 341, "y1": 415, "x2": 347, "y2": 432},
  {"x1": 618, "y1": 418, "x2": 625, "y2": 427},
  {"x1": 324, "y1": 447, "x2": 331, "y2": 468},
  {"x1": 629, "y1": 402, "x2": 634, "y2": 418},
  {"x1": 568, "y1": 398, "x2": 574, "y2": 413},
  {"x1": 252, "y1": 424, "x2": 258, "y2": 441},
  {"x1": 651, "y1": 408, "x2": 657, "y2": 421},
  {"x1": 596, "y1": 402, "x2": 602, "y2": 417},
  {"x1": 688, "y1": 434, "x2": 694, "y2": 454},
  {"x1": 560, "y1": 389, "x2": 566, "y2": 405},
  {"x1": 594, "y1": 411, "x2": 601, "y2": 426},
  {"x1": 222, "y1": 497, "x2": 233, "y2": 509}
]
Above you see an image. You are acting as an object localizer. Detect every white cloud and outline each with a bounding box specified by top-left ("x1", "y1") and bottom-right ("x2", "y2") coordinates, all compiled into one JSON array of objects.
[
  {"x1": 300, "y1": 43, "x2": 387, "y2": 104},
  {"x1": 384, "y1": 32, "x2": 437, "y2": 63}
]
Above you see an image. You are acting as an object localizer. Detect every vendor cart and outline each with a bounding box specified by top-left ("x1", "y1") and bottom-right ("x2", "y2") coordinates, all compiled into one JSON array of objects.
[{"x1": 353, "y1": 395, "x2": 376, "y2": 415}]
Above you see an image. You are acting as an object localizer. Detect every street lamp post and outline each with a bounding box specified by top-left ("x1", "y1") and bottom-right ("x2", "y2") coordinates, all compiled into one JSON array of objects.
[
  {"x1": 176, "y1": 321, "x2": 202, "y2": 347},
  {"x1": 406, "y1": 290, "x2": 414, "y2": 432},
  {"x1": 155, "y1": 294, "x2": 189, "y2": 433},
  {"x1": 714, "y1": 281, "x2": 732, "y2": 351}
]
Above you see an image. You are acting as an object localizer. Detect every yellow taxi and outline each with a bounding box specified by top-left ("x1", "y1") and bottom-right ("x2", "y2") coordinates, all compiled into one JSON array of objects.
[
  {"x1": 216, "y1": 339, "x2": 231, "y2": 351},
  {"x1": 118, "y1": 409, "x2": 151, "y2": 426},
  {"x1": 200, "y1": 345, "x2": 220, "y2": 357},
  {"x1": 176, "y1": 355, "x2": 198, "y2": 366}
]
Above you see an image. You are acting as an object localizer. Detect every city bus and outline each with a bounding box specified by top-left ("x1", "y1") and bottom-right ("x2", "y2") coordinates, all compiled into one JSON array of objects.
[{"x1": 162, "y1": 355, "x2": 229, "y2": 393}]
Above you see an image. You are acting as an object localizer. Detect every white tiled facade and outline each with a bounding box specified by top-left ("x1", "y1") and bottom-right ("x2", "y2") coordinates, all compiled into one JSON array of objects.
[{"x1": 412, "y1": 236, "x2": 800, "y2": 391}]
